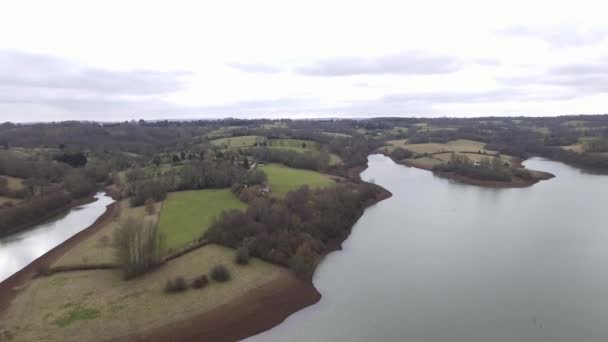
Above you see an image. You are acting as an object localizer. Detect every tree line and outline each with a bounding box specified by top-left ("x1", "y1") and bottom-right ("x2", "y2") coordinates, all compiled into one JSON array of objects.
[{"x1": 204, "y1": 183, "x2": 383, "y2": 278}]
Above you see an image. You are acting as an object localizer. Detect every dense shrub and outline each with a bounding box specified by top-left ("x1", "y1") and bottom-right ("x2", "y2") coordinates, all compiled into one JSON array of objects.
[
  {"x1": 0, "y1": 191, "x2": 73, "y2": 237},
  {"x1": 210, "y1": 265, "x2": 231, "y2": 282},
  {"x1": 62, "y1": 171, "x2": 96, "y2": 198},
  {"x1": 246, "y1": 147, "x2": 330, "y2": 171},
  {"x1": 54, "y1": 152, "x2": 88, "y2": 167},
  {"x1": 235, "y1": 246, "x2": 250, "y2": 265},
  {"x1": 191, "y1": 275, "x2": 209, "y2": 289},
  {"x1": 130, "y1": 179, "x2": 168, "y2": 207},
  {"x1": 434, "y1": 154, "x2": 512, "y2": 182},
  {"x1": 205, "y1": 183, "x2": 380, "y2": 275},
  {"x1": 165, "y1": 276, "x2": 188, "y2": 293},
  {"x1": 389, "y1": 147, "x2": 413, "y2": 160},
  {"x1": 144, "y1": 199, "x2": 156, "y2": 215}
]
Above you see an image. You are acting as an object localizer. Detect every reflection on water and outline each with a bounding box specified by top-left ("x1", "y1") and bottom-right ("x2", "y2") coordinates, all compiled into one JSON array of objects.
[
  {"x1": 247, "y1": 156, "x2": 608, "y2": 342},
  {"x1": 0, "y1": 193, "x2": 114, "y2": 282}
]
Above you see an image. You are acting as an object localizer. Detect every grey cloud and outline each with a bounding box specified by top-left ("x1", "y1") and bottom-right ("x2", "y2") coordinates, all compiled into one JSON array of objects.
[
  {"x1": 355, "y1": 88, "x2": 575, "y2": 109},
  {"x1": 500, "y1": 58, "x2": 608, "y2": 93},
  {"x1": 502, "y1": 25, "x2": 608, "y2": 48},
  {"x1": 228, "y1": 53, "x2": 498, "y2": 77},
  {"x1": 0, "y1": 50, "x2": 194, "y2": 122},
  {"x1": 295, "y1": 53, "x2": 462, "y2": 76},
  {"x1": 0, "y1": 50, "x2": 189, "y2": 95},
  {"x1": 228, "y1": 62, "x2": 281, "y2": 73}
]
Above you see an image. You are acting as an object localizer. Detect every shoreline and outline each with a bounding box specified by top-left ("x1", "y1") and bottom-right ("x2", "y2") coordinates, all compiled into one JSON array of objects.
[
  {"x1": 397, "y1": 158, "x2": 555, "y2": 189},
  {"x1": 0, "y1": 168, "x2": 392, "y2": 342},
  {"x1": 0, "y1": 200, "x2": 119, "y2": 313},
  {"x1": 0, "y1": 194, "x2": 98, "y2": 239}
]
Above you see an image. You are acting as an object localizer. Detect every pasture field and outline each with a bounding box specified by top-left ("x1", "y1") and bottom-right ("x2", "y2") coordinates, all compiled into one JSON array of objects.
[
  {"x1": 432, "y1": 152, "x2": 513, "y2": 165},
  {"x1": 3, "y1": 245, "x2": 282, "y2": 342},
  {"x1": 320, "y1": 131, "x2": 351, "y2": 138},
  {"x1": 267, "y1": 145, "x2": 342, "y2": 165},
  {"x1": 404, "y1": 157, "x2": 443, "y2": 169},
  {"x1": 417, "y1": 126, "x2": 458, "y2": 132},
  {"x1": 389, "y1": 139, "x2": 492, "y2": 155},
  {"x1": 561, "y1": 120, "x2": 588, "y2": 127},
  {"x1": 259, "y1": 163, "x2": 334, "y2": 197},
  {"x1": 5, "y1": 175, "x2": 25, "y2": 191},
  {"x1": 267, "y1": 138, "x2": 320, "y2": 149},
  {"x1": 0, "y1": 196, "x2": 20, "y2": 205},
  {"x1": 206, "y1": 126, "x2": 242, "y2": 139},
  {"x1": 561, "y1": 143, "x2": 586, "y2": 153},
  {"x1": 386, "y1": 139, "x2": 515, "y2": 169},
  {"x1": 158, "y1": 189, "x2": 246, "y2": 253},
  {"x1": 266, "y1": 138, "x2": 342, "y2": 165},
  {"x1": 210, "y1": 135, "x2": 261, "y2": 148},
  {"x1": 384, "y1": 139, "x2": 409, "y2": 152},
  {"x1": 534, "y1": 127, "x2": 551, "y2": 135}
]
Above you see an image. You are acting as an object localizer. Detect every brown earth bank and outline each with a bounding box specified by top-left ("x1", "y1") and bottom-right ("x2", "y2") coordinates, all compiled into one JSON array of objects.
[
  {"x1": 0, "y1": 194, "x2": 98, "y2": 238},
  {"x1": 0, "y1": 178, "x2": 391, "y2": 342},
  {"x1": 113, "y1": 183, "x2": 392, "y2": 342},
  {"x1": 0, "y1": 199, "x2": 119, "y2": 313},
  {"x1": 112, "y1": 272, "x2": 321, "y2": 342}
]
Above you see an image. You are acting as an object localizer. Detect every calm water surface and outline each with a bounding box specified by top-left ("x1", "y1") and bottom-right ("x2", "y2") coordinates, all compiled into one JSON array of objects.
[
  {"x1": 248, "y1": 155, "x2": 608, "y2": 342},
  {"x1": 0, "y1": 192, "x2": 114, "y2": 282}
]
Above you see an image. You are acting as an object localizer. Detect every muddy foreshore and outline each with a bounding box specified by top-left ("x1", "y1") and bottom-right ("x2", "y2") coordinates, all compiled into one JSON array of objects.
[
  {"x1": 0, "y1": 200, "x2": 119, "y2": 313},
  {"x1": 0, "y1": 168, "x2": 392, "y2": 342}
]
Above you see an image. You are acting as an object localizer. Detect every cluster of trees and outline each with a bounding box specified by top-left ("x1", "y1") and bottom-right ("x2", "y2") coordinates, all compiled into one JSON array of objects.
[
  {"x1": 205, "y1": 183, "x2": 381, "y2": 278},
  {"x1": 177, "y1": 159, "x2": 263, "y2": 190},
  {"x1": 0, "y1": 149, "x2": 114, "y2": 236},
  {"x1": 0, "y1": 121, "x2": 206, "y2": 156},
  {"x1": 0, "y1": 191, "x2": 73, "y2": 236},
  {"x1": 123, "y1": 158, "x2": 268, "y2": 207},
  {"x1": 54, "y1": 152, "x2": 88, "y2": 167},
  {"x1": 113, "y1": 217, "x2": 163, "y2": 279},
  {"x1": 389, "y1": 147, "x2": 414, "y2": 161},
  {"x1": 434, "y1": 153, "x2": 513, "y2": 182},
  {"x1": 531, "y1": 146, "x2": 608, "y2": 170},
  {"x1": 246, "y1": 147, "x2": 330, "y2": 171}
]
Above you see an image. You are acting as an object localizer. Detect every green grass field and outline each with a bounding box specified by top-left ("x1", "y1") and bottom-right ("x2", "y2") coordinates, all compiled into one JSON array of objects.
[
  {"x1": 320, "y1": 131, "x2": 351, "y2": 138},
  {"x1": 158, "y1": 189, "x2": 246, "y2": 252},
  {"x1": 210, "y1": 135, "x2": 261, "y2": 148},
  {"x1": 259, "y1": 163, "x2": 334, "y2": 197}
]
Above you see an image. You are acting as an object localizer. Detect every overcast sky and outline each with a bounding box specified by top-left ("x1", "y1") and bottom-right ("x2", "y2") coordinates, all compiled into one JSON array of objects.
[{"x1": 1, "y1": 0, "x2": 608, "y2": 122}]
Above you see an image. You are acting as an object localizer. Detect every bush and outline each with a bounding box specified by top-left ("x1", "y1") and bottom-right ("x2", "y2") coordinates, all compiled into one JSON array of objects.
[
  {"x1": 144, "y1": 199, "x2": 155, "y2": 215},
  {"x1": 389, "y1": 147, "x2": 413, "y2": 160},
  {"x1": 191, "y1": 275, "x2": 209, "y2": 289},
  {"x1": 164, "y1": 276, "x2": 188, "y2": 293},
  {"x1": 210, "y1": 265, "x2": 231, "y2": 282},
  {"x1": 235, "y1": 246, "x2": 250, "y2": 265}
]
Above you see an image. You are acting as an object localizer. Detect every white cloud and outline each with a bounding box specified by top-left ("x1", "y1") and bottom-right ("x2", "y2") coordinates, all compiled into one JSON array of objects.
[{"x1": 0, "y1": 0, "x2": 607, "y2": 122}]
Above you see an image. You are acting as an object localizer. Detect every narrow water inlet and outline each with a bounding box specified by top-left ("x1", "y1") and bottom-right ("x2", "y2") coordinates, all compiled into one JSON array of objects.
[{"x1": 0, "y1": 192, "x2": 115, "y2": 282}]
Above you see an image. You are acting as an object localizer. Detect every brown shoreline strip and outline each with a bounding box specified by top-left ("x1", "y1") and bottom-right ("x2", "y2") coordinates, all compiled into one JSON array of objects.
[
  {"x1": 113, "y1": 272, "x2": 321, "y2": 342},
  {"x1": 0, "y1": 200, "x2": 119, "y2": 313}
]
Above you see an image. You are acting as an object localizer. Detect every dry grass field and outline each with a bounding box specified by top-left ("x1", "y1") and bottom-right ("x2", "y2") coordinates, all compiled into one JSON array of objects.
[
  {"x1": 2, "y1": 245, "x2": 282, "y2": 342},
  {"x1": 53, "y1": 200, "x2": 161, "y2": 267}
]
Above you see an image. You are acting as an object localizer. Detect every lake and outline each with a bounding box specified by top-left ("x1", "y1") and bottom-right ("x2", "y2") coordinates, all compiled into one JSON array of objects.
[
  {"x1": 0, "y1": 192, "x2": 114, "y2": 282},
  {"x1": 247, "y1": 155, "x2": 608, "y2": 342}
]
